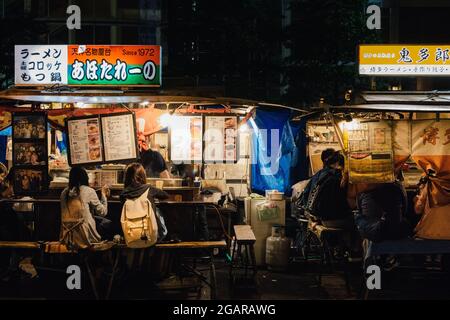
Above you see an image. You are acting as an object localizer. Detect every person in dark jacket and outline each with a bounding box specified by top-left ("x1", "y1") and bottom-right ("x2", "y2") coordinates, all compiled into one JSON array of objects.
[
  {"x1": 120, "y1": 162, "x2": 169, "y2": 241},
  {"x1": 355, "y1": 181, "x2": 412, "y2": 242},
  {"x1": 301, "y1": 148, "x2": 352, "y2": 228}
]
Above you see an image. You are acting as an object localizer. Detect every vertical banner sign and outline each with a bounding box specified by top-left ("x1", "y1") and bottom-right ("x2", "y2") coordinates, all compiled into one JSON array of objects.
[
  {"x1": 15, "y1": 45, "x2": 68, "y2": 85},
  {"x1": 15, "y1": 45, "x2": 161, "y2": 86}
]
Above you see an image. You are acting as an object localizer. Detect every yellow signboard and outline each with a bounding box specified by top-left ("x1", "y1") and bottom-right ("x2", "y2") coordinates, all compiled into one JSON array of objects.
[{"x1": 359, "y1": 45, "x2": 450, "y2": 76}]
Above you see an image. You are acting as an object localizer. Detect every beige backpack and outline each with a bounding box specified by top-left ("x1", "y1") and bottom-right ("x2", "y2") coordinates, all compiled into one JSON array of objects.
[
  {"x1": 60, "y1": 197, "x2": 89, "y2": 251},
  {"x1": 120, "y1": 189, "x2": 158, "y2": 248}
]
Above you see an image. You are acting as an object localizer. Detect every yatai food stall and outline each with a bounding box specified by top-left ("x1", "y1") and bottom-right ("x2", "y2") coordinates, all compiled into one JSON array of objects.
[{"x1": 0, "y1": 44, "x2": 309, "y2": 300}]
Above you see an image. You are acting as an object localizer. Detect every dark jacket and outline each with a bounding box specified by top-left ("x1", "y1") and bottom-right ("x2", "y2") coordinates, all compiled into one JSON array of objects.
[
  {"x1": 301, "y1": 167, "x2": 351, "y2": 221},
  {"x1": 120, "y1": 183, "x2": 169, "y2": 241},
  {"x1": 355, "y1": 182, "x2": 411, "y2": 242}
]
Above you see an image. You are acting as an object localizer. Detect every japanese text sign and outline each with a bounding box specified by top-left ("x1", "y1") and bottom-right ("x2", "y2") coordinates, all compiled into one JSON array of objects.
[
  {"x1": 15, "y1": 45, "x2": 161, "y2": 86},
  {"x1": 359, "y1": 45, "x2": 450, "y2": 76},
  {"x1": 15, "y1": 45, "x2": 68, "y2": 85}
]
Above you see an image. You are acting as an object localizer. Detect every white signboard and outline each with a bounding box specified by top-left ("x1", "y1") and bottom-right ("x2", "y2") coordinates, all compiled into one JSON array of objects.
[{"x1": 15, "y1": 45, "x2": 68, "y2": 85}]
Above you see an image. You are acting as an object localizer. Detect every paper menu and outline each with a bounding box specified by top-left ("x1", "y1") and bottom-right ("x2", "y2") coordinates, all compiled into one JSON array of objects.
[
  {"x1": 101, "y1": 114, "x2": 137, "y2": 162},
  {"x1": 170, "y1": 116, "x2": 203, "y2": 162},
  {"x1": 204, "y1": 116, "x2": 237, "y2": 162},
  {"x1": 68, "y1": 117, "x2": 103, "y2": 165}
]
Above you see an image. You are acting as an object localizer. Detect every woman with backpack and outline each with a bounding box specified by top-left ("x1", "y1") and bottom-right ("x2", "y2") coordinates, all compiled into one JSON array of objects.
[
  {"x1": 60, "y1": 166, "x2": 112, "y2": 249},
  {"x1": 120, "y1": 162, "x2": 169, "y2": 243}
]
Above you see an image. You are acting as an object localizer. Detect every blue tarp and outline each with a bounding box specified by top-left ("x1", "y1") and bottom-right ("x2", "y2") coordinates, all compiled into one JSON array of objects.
[
  {"x1": 0, "y1": 127, "x2": 11, "y2": 136},
  {"x1": 0, "y1": 127, "x2": 10, "y2": 165},
  {"x1": 250, "y1": 109, "x2": 306, "y2": 196}
]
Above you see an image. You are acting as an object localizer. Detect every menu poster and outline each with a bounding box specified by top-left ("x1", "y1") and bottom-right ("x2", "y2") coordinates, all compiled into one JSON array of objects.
[
  {"x1": 101, "y1": 113, "x2": 138, "y2": 162},
  {"x1": 170, "y1": 116, "x2": 203, "y2": 162},
  {"x1": 67, "y1": 117, "x2": 103, "y2": 165},
  {"x1": 204, "y1": 116, "x2": 238, "y2": 162}
]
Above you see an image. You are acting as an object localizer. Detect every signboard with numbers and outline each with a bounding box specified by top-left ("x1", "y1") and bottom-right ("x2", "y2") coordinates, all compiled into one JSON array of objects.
[
  {"x1": 67, "y1": 45, "x2": 161, "y2": 86},
  {"x1": 15, "y1": 45, "x2": 161, "y2": 86},
  {"x1": 359, "y1": 45, "x2": 450, "y2": 76}
]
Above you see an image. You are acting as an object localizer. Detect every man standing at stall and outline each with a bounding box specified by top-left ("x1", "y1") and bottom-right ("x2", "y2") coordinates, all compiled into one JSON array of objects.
[{"x1": 138, "y1": 133, "x2": 171, "y2": 178}]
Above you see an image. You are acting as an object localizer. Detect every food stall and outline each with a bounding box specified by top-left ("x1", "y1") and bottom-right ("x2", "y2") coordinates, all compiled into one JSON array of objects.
[
  {"x1": 0, "y1": 45, "x2": 311, "y2": 297},
  {"x1": 306, "y1": 90, "x2": 450, "y2": 222}
]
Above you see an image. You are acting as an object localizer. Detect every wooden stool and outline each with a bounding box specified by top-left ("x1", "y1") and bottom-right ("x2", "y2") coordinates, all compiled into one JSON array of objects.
[{"x1": 230, "y1": 225, "x2": 257, "y2": 286}]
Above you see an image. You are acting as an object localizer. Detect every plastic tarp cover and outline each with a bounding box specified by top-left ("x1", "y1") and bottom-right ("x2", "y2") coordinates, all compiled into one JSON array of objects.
[{"x1": 250, "y1": 109, "x2": 304, "y2": 195}]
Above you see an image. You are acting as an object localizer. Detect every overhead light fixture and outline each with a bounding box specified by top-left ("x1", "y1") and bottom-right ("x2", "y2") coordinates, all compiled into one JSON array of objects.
[
  {"x1": 158, "y1": 113, "x2": 172, "y2": 128},
  {"x1": 239, "y1": 122, "x2": 250, "y2": 133}
]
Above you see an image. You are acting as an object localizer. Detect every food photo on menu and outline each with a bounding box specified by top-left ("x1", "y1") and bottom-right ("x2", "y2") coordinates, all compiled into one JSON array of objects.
[
  {"x1": 89, "y1": 146, "x2": 101, "y2": 161},
  {"x1": 87, "y1": 119, "x2": 100, "y2": 135},
  {"x1": 13, "y1": 115, "x2": 46, "y2": 139},
  {"x1": 14, "y1": 142, "x2": 47, "y2": 165},
  {"x1": 13, "y1": 169, "x2": 44, "y2": 193}
]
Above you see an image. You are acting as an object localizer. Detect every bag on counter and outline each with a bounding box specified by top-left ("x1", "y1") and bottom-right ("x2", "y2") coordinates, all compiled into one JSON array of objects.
[
  {"x1": 256, "y1": 201, "x2": 280, "y2": 221},
  {"x1": 121, "y1": 189, "x2": 158, "y2": 248}
]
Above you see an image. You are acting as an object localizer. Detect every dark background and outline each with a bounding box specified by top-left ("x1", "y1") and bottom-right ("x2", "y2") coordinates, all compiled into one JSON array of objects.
[{"x1": 1, "y1": 0, "x2": 450, "y2": 107}]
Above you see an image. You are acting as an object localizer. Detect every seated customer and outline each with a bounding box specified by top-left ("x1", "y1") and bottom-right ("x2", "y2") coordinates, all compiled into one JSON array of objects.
[
  {"x1": 0, "y1": 172, "x2": 19, "y2": 241},
  {"x1": 414, "y1": 173, "x2": 450, "y2": 240},
  {"x1": 60, "y1": 167, "x2": 112, "y2": 249},
  {"x1": 120, "y1": 163, "x2": 169, "y2": 241},
  {"x1": 355, "y1": 181, "x2": 411, "y2": 242},
  {"x1": 301, "y1": 148, "x2": 352, "y2": 228}
]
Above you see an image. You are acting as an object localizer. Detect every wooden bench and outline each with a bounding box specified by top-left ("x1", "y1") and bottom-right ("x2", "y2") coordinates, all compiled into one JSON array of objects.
[
  {"x1": 109, "y1": 240, "x2": 227, "y2": 299},
  {"x1": 0, "y1": 241, "x2": 42, "y2": 250},
  {"x1": 230, "y1": 225, "x2": 257, "y2": 286},
  {"x1": 0, "y1": 239, "x2": 226, "y2": 300}
]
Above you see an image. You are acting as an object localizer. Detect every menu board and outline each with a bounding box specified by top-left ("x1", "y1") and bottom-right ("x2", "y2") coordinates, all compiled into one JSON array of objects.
[
  {"x1": 169, "y1": 116, "x2": 203, "y2": 162},
  {"x1": 204, "y1": 116, "x2": 238, "y2": 162},
  {"x1": 67, "y1": 117, "x2": 103, "y2": 165},
  {"x1": 344, "y1": 120, "x2": 394, "y2": 183},
  {"x1": 101, "y1": 113, "x2": 137, "y2": 162},
  {"x1": 67, "y1": 113, "x2": 138, "y2": 166}
]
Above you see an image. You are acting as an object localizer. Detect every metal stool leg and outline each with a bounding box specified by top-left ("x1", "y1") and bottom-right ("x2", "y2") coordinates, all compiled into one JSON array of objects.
[
  {"x1": 84, "y1": 255, "x2": 99, "y2": 300},
  {"x1": 105, "y1": 249, "x2": 121, "y2": 300}
]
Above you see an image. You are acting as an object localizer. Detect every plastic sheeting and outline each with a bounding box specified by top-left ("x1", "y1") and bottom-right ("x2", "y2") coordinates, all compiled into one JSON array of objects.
[{"x1": 250, "y1": 109, "x2": 306, "y2": 195}]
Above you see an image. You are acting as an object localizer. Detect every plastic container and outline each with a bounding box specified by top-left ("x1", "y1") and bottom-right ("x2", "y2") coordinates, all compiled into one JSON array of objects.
[{"x1": 265, "y1": 190, "x2": 284, "y2": 201}]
